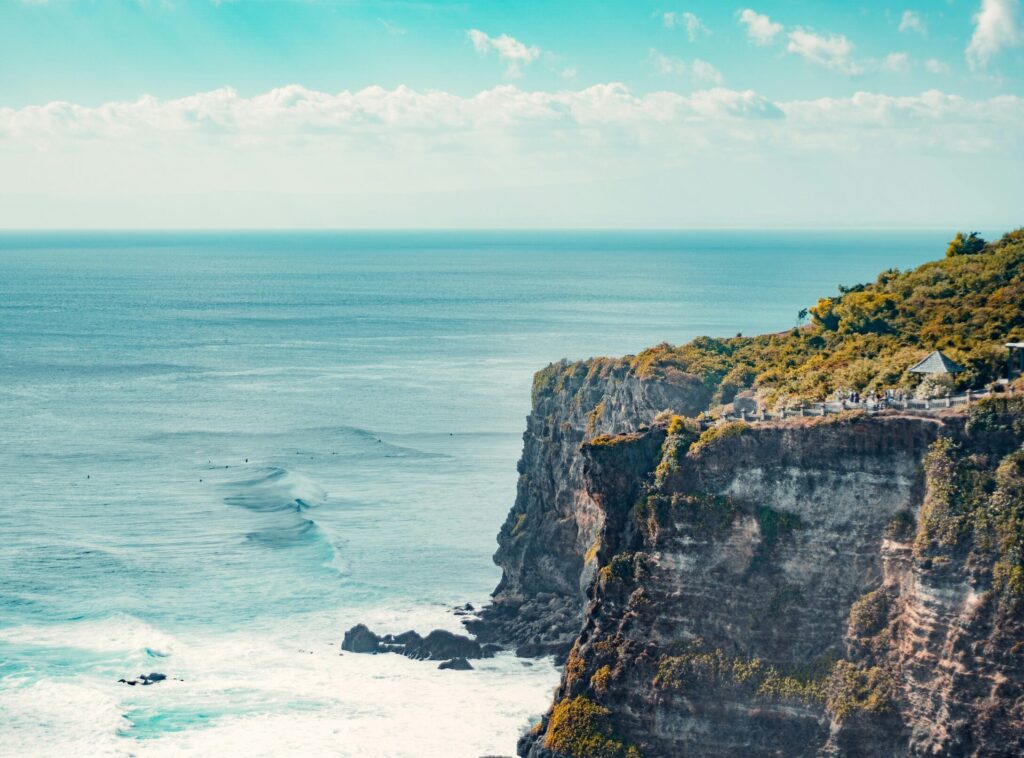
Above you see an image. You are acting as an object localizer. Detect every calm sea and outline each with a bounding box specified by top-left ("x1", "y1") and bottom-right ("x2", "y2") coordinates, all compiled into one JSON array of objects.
[{"x1": 0, "y1": 231, "x2": 944, "y2": 756}]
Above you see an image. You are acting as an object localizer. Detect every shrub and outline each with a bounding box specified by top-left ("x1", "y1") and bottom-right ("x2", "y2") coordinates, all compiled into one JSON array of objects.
[
  {"x1": 600, "y1": 230, "x2": 1024, "y2": 406},
  {"x1": 946, "y1": 231, "x2": 986, "y2": 257},
  {"x1": 848, "y1": 589, "x2": 889, "y2": 638},
  {"x1": 689, "y1": 422, "x2": 750, "y2": 456},
  {"x1": 915, "y1": 374, "x2": 954, "y2": 400},
  {"x1": 590, "y1": 665, "x2": 613, "y2": 695},
  {"x1": 825, "y1": 661, "x2": 895, "y2": 720},
  {"x1": 544, "y1": 697, "x2": 640, "y2": 758}
]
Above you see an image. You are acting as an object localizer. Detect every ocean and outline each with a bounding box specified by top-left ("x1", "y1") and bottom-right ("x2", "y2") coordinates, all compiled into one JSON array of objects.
[{"x1": 0, "y1": 230, "x2": 945, "y2": 756}]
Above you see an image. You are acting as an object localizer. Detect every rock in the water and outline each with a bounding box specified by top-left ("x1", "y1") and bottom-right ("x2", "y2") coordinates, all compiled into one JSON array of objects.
[
  {"x1": 438, "y1": 657, "x2": 473, "y2": 670},
  {"x1": 340, "y1": 624, "x2": 381, "y2": 654},
  {"x1": 118, "y1": 672, "x2": 167, "y2": 686},
  {"x1": 341, "y1": 624, "x2": 494, "y2": 661}
]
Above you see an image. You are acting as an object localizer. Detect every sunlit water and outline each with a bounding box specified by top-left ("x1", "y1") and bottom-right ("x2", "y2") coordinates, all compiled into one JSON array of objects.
[{"x1": 0, "y1": 231, "x2": 944, "y2": 756}]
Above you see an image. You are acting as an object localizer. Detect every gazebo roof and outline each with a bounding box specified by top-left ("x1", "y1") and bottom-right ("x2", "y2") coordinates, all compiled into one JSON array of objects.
[{"x1": 909, "y1": 350, "x2": 966, "y2": 375}]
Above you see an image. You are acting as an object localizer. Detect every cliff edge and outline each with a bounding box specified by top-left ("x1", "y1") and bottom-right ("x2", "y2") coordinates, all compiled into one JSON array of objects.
[{"x1": 475, "y1": 233, "x2": 1024, "y2": 757}]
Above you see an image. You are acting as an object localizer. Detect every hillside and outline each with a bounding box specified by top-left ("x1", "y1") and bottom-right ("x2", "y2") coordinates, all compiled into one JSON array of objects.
[{"x1": 534, "y1": 229, "x2": 1024, "y2": 411}]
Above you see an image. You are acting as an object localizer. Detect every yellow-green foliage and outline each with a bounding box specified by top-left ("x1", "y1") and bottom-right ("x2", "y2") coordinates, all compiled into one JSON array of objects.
[
  {"x1": 584, "y1": 538, "x2": 601, "y2": 565},
  {"x1": 565, "y1": 643, "x2": 586, "y2": 687},
  {"x1": 689, "y1": 422, "x2": 750, "y2": 456},
  {"x1": 599, "y1": 552, "x2": 644, "y2": 585},
  {"x1": 511, "y1": 513, "x2": 528, "y2": 538},
  {"x1": 587, "y1": 400, "x2": 607, "y2": 434},
  {"x1": 914, "y1": 437, "x2": 972, "y2": 554},
  {"x1": 847, "y1": 589, "x2": 889, "y2": 638},
  {"x1": 667, "y1": 414, "x2": 698, "y2": 436},
  {"x1": 655, "y1": 421, "x2": 698, "y2": 483},
  {"x1": 544, "y1": 697, "x2": 641, "y2": 758},
  {"x1": 756, "y1": 669, "x2": 827, "y2": 704},
  {"x1": 825, "y1": 661, "x2": 896, "y2": 720},
  {"x1": 653, "y1": 641, "x2": 828, "y2": 706},
  {"x1": 590, "y1": 665, "x2": 613, "y2": 695},
  {"x1": 590, "y1": 432, "x2": 643, "y2": 448},
  {"x1": 610, "y1": 233, "x2": 1024, "y2": 405},
  {"x1": 946, "y1": 231, "x2": 987, "y2": 258}
]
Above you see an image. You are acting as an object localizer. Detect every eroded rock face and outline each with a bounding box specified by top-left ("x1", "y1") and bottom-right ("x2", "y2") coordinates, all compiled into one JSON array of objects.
[
  {"x1": 466, "y1": 358, "x2": 711, "y2": 659},
  {"x1": 518, "y1": 411, "x2": 1024, "y2": 757}
]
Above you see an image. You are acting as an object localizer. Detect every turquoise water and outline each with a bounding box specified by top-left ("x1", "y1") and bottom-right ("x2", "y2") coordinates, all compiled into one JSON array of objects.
[{"x1": 0, "y1": 231, "x2": 944, "y2": 756}]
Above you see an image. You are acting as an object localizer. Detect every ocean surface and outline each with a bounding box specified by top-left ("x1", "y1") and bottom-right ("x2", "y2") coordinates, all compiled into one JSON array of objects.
[{"x1": 0, "y1": 231, "x2": 946, "y2": 757}]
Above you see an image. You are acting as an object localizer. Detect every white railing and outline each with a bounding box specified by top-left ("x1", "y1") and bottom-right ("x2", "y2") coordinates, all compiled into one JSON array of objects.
[{"x1": 710, "y1": 388, "x2": 999, "y2": 427}]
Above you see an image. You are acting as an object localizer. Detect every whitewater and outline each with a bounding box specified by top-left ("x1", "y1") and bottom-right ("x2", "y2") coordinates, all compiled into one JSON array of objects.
[{"x1": 0, "y1": 231, "x2": 943, "y2": 756}]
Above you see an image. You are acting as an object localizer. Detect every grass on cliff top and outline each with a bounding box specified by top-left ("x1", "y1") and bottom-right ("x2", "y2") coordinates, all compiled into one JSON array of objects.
[{"x1": 533, "y1": 229, "x2": 1024, "y2": 408}]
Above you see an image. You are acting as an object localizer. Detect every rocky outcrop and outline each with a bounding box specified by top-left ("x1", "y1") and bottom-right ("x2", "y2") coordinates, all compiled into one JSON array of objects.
[
  {"x1": 466, "y1": 357, "x2": 711, "y2": 659},
  {"x1": 512, "y1": 405, "x2": 1024, "y2": 757},
  {"x1": 341, "y1": 624, "x2": 498, "y2": 661}
]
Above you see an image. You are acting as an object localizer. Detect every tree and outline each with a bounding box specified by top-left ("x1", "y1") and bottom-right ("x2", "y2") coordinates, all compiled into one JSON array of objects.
[{"x1": 946, "y1": 231, "x2": 986, "y2": 257}]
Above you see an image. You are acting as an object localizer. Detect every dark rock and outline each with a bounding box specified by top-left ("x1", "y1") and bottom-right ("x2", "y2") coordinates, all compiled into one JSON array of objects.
[
  {"x1": 342, "y1": 624, "x2": 495, "y2": 661},
  {"x1": 438, "y1": 657, "x2": 473, "y2": 670},
  {"x1": 415, "y1": 629, "x2": 485, "y2": 661},
  {"x1": 340, "y1": 624, "x2": 381, "y2": 654},
  {"x1": 118, "y1": 672, "x2": 167, "y2": 687}
]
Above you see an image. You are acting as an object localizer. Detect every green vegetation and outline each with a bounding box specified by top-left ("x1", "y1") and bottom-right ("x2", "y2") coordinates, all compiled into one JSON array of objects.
[
  {"x1": 511, "y1": 512, "x2": 528, "y2": 538},
  {"x1": 946, "y1": 231, "x2": 986, "y2": 258},
  {"x1": 587, "y1": 400, "x2": 607, "y2": 434},
  {"x1": 848, "y1": 589, "x2": 889, "y2": 638},
  {"x1": 652, "y1": 641, "x2": 870, "y2": 713},
  {"x1": 590, "y1": 665, "x2": 613, "y2": 695},
  {"x1": 884, "y1": 511, "x2": 915, "y2": 541},
  {"x1": 912, "y1": 397, "x2": 1024, "y2": 605},
  {"x1": 599, "y1": 551, "x2": 645, "y2": 584},
  {"x1": 689, "y1": 421, "x2": 750, "y2": 456},
  {"x1": 825, "y1": 661, "x2": 895, "y2": 719},
  {"x1": 654, "y1": 416, "x2": 699, "y2": 483},
  {"x1": 590, "y1": 432, "x2": 644, "y2": 448},
  {"x1": 544, "y1": 697, "x2": 641, "y2": 758},
  {"x1": 605, "y1": 231, "x2": 1024, "y2": 406}
]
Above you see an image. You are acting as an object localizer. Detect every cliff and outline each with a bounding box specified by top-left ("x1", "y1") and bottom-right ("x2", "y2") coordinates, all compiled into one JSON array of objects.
[
  {"x1": 467, "y1": 358, "x2": 711, "y2": 658},
  {"x1": 470, "y1": 235, "x2": 1024, "y2": 756},
  {"x1": 505, "y1": 401, "x2": 1024, "y2": 757}
]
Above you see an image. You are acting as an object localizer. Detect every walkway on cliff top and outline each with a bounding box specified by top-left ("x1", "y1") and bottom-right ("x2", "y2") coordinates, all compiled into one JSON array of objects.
[{"x1": 715, "y1": 388, "x2": 998, "y2": 427}]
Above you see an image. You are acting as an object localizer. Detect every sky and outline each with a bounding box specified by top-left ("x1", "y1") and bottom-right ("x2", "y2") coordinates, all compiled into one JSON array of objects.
[{"x1": 1, "y1": 0, "x2": 1022, "y2": 229}]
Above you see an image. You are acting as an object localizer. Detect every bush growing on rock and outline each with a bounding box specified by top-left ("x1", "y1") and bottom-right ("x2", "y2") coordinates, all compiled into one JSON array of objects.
[{"x1": 544, "y1": 696, "x2": 640, "y2": 758}]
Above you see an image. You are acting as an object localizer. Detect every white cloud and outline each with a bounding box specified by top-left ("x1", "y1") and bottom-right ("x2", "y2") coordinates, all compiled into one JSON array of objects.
[
  {"x1": 691, "y1": 59, "x2": 724, "y2": 85},
  {"x1": 966, "y1": 0, "x2": 1022, "y2": 69},
  {"x1": 649, "y1": 49, "x2": 688, "y2": 76},
  {"x1": 663, "y1": 11, "x2": 710, "y2": 41},
  {"x1": 883, "y1": 52, "x2": 911, "y2": 72},
  {"x1": 648, "y1": 50, "x2": 724, "y2": 84},
  {"x1": 2, "y1": 85, "x2": 1020, "y2": 228},
  {"x1": 6, "y1": 85, "x2": 1020, "y2": 153},
  {"x1": 786, "y1": 28, "x2": 862, "y2": 75},
  {"x1": 925, "y1": 58, "x2": 951, "y2": 74},
  {"x1": 379, "y1": 19, "x2": 406, "y2": 37},
  {"x1": 738, "y1": 9, "x2": 783, "y2": 46},
  {"x1": 898, "y1": 11, "x2": 926, "y2": 35},
  {"x1": 467, "y1": 29, "x2": 540, "y2": 77}
]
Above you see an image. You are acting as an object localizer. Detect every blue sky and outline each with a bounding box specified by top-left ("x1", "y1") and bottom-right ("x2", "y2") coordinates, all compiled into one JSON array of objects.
[
  {"x1": 1, "y1": 0, "x2": 1022, "y2": 228},
  {"x1": 3, "y1": 0, "x2": 1020, "y2": 104}
]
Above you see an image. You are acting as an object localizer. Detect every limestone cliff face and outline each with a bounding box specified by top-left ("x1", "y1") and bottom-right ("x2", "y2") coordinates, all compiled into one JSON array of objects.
[
  {"x1": 499, "y1": 399, "x2": 1024, "y2": 757},
  {"x1": 467, "y1": 358, "x2": 711, "y2": 657}
]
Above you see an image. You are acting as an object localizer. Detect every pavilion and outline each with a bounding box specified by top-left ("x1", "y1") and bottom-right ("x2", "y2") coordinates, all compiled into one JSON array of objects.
[{"x1": 909, "y1": 350, "x2": 966, "y2": 376}]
